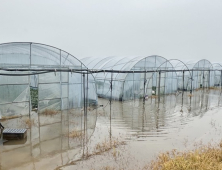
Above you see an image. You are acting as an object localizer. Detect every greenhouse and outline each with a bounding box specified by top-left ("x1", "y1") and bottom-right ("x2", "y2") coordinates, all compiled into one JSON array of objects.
[
  {"x1": 0, "y1": 42, "x2": 221, "y2": 110},
  {"x1": 81, "y1": 56, "x2": 220, "y2": 101},
  {"x1": 0, "y1": 42, "x2": 97, "y2": 118},
  {"x1": 81, "y1": 55, "x2": 177, "y2": 100},
  {"x1": 212, "y1": 63, "x2": 222, "y2": 86}
]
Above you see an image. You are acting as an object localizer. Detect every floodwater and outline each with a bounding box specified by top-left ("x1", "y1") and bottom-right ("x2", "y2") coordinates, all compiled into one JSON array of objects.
[{"x1": 1, "y1": 88, "x2": 222, "y2": 170}]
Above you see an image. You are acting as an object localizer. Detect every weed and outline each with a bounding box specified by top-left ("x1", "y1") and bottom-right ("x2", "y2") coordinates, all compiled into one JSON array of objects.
[
  {"x1": 41, "y1": 109, "x2": 58, "y2": 116},
  {"x1": 208, "y1": 87, "x2": 220, "y2": 90},
  {"x1": 187, "y1": 94, "x2": 193, "y2": 97},
  {"x1": 1, "y1": 115, "x2": 21, "y2": 121},
  {"x1": 100, "y1": 166, "x2": 115, "y2": 170},
  {"x1": 23, "y1": 118, "x2": 35, "y2": 128},
  {"x1": 146, "y1": 140, "x2": 222, "y2": 170},
  {"x1": 66, "y1": 130, "x2": 82, "y2": 139},
  {"x1": 94, "y1": 138, "x2": 126, "y2": 153},
  {"x1": 151, "y1": 95, "x2": 158, "y2": 99}
]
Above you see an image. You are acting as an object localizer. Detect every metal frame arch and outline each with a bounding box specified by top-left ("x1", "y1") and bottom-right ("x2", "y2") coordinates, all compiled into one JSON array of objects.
[
  {"x1": 100, "y1": 56, "x2": 136, "y2": 97},
  {"x1": 212, "y1": 63, "x2": 222, "y2": 69},
  {"x1": 121, "y1": 55, "x2": 170, "y2": 100},
  {"x1": 116, "y1": 55, "x2": 169, "y2": 81},
  {"x1": 113, "y1": 56, "x2": 145, "y2": 80},
  {"x1": 0, "y1": 42, "x2": 98, "y2": 100},
  {"x1": 155, "y1": 59, "x2": 192, "y2": 78},
  {"x1": 0, "y1": 42, "x2": 89, "y2": 69},
  {"x1": 143, "y1": 58, "x2": 177, "y2": 96},
  {"x1": 192, "y1": 59, "x2": 213, "y2": 70}
]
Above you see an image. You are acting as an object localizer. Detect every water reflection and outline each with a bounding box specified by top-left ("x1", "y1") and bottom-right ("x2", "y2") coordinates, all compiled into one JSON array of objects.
[
  {"x1": 0, "y1": 108, "x2": 97, "y2": 170},
  {"x1": 99, "y1": 89, "x2": 222, "y2": 140}
]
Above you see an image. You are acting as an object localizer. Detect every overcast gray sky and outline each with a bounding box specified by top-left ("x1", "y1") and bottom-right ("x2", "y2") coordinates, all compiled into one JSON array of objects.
[{"x1": 0, "y1": 0, "x2": 222, "y2": 61}]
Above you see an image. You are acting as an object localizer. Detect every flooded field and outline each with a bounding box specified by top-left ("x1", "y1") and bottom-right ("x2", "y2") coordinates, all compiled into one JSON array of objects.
[{"x1": 1, "y1": 88, "x2": 222, "y2": 170}]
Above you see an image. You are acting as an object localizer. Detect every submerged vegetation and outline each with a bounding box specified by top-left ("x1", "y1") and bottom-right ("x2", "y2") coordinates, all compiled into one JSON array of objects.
[
  {"x1": 147, "y1": 141, "x2": 222, "y2": 170},
  {"x1": 23, "y1": 118, "x2": 35, "y2": 128},
  {"x1": 66, "y1": 130, "x2": 82, "y2": 139},
  {"x1": 1, "y1": 115, "x2": 21, "y2": 121},
  {"x1": 40, "y1": 109, "x2": 59, "y2": 116},
  {"x1": 89, "y1": 141, "x2": 222, "y2": 170},
  {"x1": 94, "y1": 138, "x2": 126, "y2": 153}
]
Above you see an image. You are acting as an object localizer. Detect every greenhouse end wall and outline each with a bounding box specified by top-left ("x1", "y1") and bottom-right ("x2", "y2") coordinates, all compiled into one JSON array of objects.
[{"x1": 0, "y1": 42, "x2": 98, "y2": 118}]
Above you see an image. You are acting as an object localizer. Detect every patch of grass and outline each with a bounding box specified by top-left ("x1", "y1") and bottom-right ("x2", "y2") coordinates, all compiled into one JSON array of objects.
[
  {"x1": 146, "y1": 141, "x2": 222, "y2": 170},
  {"x1": 66, "y1": 130, "x2": 82, "y2": 139},
  {"x1": 187, "y1": 94, "x2": 193, "y2": 97},
  {"x1": 1, "y1": 115, "x2": 21, "y2": 121},
  {"x1": 23, "y1": 118, "x2": 35, "y2": 128},
  {"x1": 41, "y1": 109, "x2": 58, "y2": 116},
  {"x1": 55, "y1": 137, "x2": 127, "y2": 170},
  {"x1": 94, "y1": 138, "x2": 126, "y2": 153},
  {"x1": 209, "y1": 86, "x2": 220, "y2": 90},
  {"x1": 151, "y1": 95, "x2": 158, "y2": 99}
]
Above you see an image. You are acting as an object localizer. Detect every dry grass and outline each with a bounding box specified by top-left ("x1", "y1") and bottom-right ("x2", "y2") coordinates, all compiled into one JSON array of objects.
[
  {"x1": 187, "y1": 94, "x2": 193, "y2": 97},
  {"x1": 99, "y1": 166, "x2": 116, "y2": 170},
  {"x1": 151, "y1": 95, "x2": 158, "y2": 99},
  {"x1": 41, "y1": 109, "x2": 58, "y2": 116},
  {"x1": 146, "y1": 141, "x2": 222, "y2": 170},
  {"x1": 23, "y1": 118, "x2": 35, "y2": 128},
  {"x1": 1, "y1": 115, "x2": 21, "y2": 121},
  {"x1": 94, "y1": 138, "x2": 126, "y2": 153},
  {"x1": 66, "y1": 130, "x2": 82, "y2": 139},
  {"x1": 209, "y1": 86, "x2": 221, "y2": 90}
]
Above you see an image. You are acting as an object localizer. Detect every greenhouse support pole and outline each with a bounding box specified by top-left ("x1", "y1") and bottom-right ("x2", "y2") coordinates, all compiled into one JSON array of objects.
[
  {"x1": 182, "y1": 70, "x2": 185, "y2": 91},
  {"x1": 143, "y1": 71, "x2": 146, "y2": 103},
  {"x1": 191, "y1": 70, "x2": 193, "y2": 94},
  {"x1": 86, "y1": 69, "x2": 89, "y2": 157},
  {"x1": 29, "y1": 43, "x2": 32, "y2": 118},
  {"x1": 221, "y1": 70, "x2": 222, "y2": 90},
  {"x1": 59, "y1": 49, "x2": 62, "y2": 120},
  {"x1": 208, "y1": 70, "x2": 210, "y2": 88},
  {"x1": 203, "y1": 71, "x2": 205, "y2": 89},
  {"x1": 133, "y1": 71, "x2": 135, "y2": 100},
  {"x1": 82, "y1": 73, "x2": 86, "y2": 157},
  {"x1": 158, "y1": 71, "x2": 161, "y2": 103},
  {"x1": 109, "y1": 72, "x2": 113, "y2": 145}
]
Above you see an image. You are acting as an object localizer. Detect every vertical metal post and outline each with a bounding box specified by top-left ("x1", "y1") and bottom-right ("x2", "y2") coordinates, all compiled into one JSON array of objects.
[
  {"x1": 182, "y1": 70, "x2": 185, "y2": 91},
  {"x1": 67, "y1": 70, "x2": 70, "y2": 149},
  {"x1": 202, "y1": 71, "x2": 205, "y2": 89},
  {"x1": 143, "y1": 71, "x2": 146, "y2": 104},
  {"x1": 60, "y1": 50, "x2": 62, "y2": 111},
  {"x1": 86, "y1": 70, "x2": 89, "y2": 157},
  {"x1": 221, "y1": 70, "x2": 222, "y2": 90},
  {"x1": 29, "y1": 43, "x2": 32, "y2": 118},
  {"x1": 133, "y1": 71, "x2": 135, "y2": 100},
  {"x1": 30, "y1": 43, "x2": 32, "y2": 66},
  {"x1": 82, "y1": 73, "x2": 86, "y2": 157},
  {"x1": 158, "y1": 71, "x2": 161, "y2": 103},
  {"x1": 37, "y1": 72, "x2": 41, "y2": 155},
  {"x1": 80, "y1": 64, "x2": 83, "y2": 155},
  {"x1": 191, "y1": 70, "x2": 193, "y2": 94},
  {"x1": 29, "y1": 43, "x2": 32, "y2": 157},
  {"x1": 109, "y1": 72, "x2": 113, "y2": 145},
  {"x1": 208, "y1": 70, "x2": 210, "y2": 88}
]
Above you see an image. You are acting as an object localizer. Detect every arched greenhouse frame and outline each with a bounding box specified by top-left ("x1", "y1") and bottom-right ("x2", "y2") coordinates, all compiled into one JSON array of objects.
[{"x1": 0, "y1": 42, "x2": 98, "y2": 118}]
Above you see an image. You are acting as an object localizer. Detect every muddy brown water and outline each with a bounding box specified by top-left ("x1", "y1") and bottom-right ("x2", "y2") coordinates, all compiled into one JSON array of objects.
[{"x1": 1, "y1": 89, "x2": 222, "y2": 169}]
